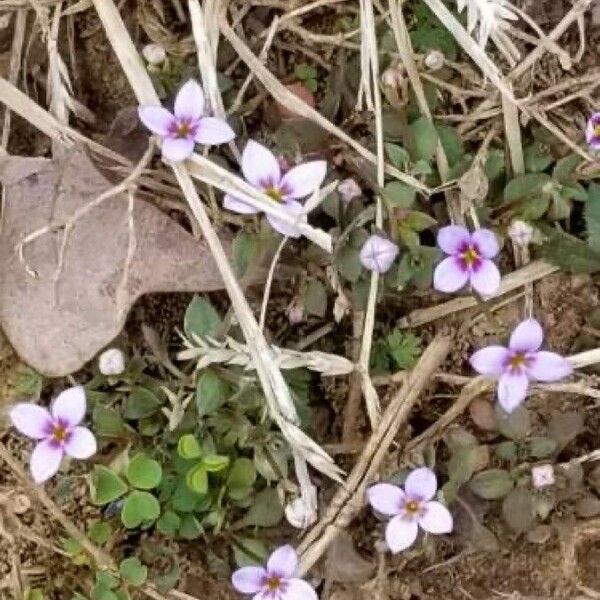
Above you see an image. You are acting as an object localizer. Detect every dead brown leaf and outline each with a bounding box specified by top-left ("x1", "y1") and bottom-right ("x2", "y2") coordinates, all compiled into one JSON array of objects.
[{"x1": 326, "y1": 531, "x2": 376, "y2": 584}]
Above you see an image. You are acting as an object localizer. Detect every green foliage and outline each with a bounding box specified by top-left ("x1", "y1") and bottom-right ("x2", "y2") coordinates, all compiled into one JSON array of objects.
[
  {"x1": 386, "y1": 331, "x2": 421, "y2": 369},
  {"x1": 232, "y1": 231, "x2": 259, "y2": 277},
  {"x1": 470, "y1": 469, "x2": 514, "y2": 499},
  {"x1": 409, "y1": 117, "x2": 438, "y2": 161},
  {"x1": 184, "y1": 296, "x2": 222, "y2": 339},
  {"x1": 119, "y1": 557, "x2": 148, "y2": 587},
  {"x1": 196, "y1": 369, "x2": 231, "y2": 416},
  {"x1": 409, "y1": 0, "x2": 458, "y2": 58},
  {"x1": 88, "y1": 521, "x2": 112, "y2": 545},
  {"x1": 90, "y1": 466, "x2": 128, "y2": 506},
  {"x1": 294, "y1": 63, "x2": 318, "y2": 92},
  {"x1": 303, "y1": 279, "x2": 328, "y2": 317},
  {"x1": 124, "y1": 387, "x2": 161, "y2": 419},
  {"x1": 121, "y1": 491, "x2": 161, "y2": 528},
  {"x1": 126, "y1": 454, "x2": 162, "y2": 490},
  {"x1": 537, "y1": 225, "x2": 600, "y2": 274},
  {"x1": 585, "y1": 183, "x2": 600, "y2": 253}
]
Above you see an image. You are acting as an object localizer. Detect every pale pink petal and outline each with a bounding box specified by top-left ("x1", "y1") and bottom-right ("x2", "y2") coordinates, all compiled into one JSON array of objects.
[
  {"x1": 285, "y1": 578, "x2": 318, "y2": 600},
  {"x1": 367, "y1": 483, "x2": 404, "y2": 516},
  {"x1": 64, "y1": 427, "x2": 97, "y2": 459},
  {"x1": 469, "y1": 346, "x2": 509, "y2": 377},
  {"x1": 528, "y1": 351, "x2": 572, "y2": 382},
  {"x1": 161, "y1": 137, "x2": 195, "y2": 162},
  {"x1": 509, "y1": 318, "x2": 543, "y2": 353},
  {"x1": 385, "y1": 515, "x2": 419, "y2": 553},
  {"x1": 418, "y1": 501, "x2": 453, "y2": 534},
  {"x1": 174, "y1": 80, "x2": 205, "y2": 120},
  {"x1": 138, "y1": 106, "x2": 174, "y2": 136},
  {"x1": 437, "y1": 225, "x2": 470, "y2": 255},
  {"x1": 404, "y1": 467, "x2": 437, "y2": 501},
  {"x1": 30, "y1": 439, "x2": 63, "y2": 483},
  {"x1": 223, "y1": 194, "x2": 260, "y2": 215},
  {"x1": 242, "y1": 140, "x2": 281, "y2": 188},
  {"x1": 469, "y1": 259, "x2": 501, "y2": 296},
  {"x1": 359, "y1": 235, "x2": 399, "y2": 274},
  {"x1": 265, "y1": 200, "x2": 304, "y2": 238},
  {"x1": 267, "y1": 545, "x2": 297, "y2": 579},
  {"x1": 471, "y1": 228, "x2": 499, "y2": 258},
  {"x1": 497, "y1": 371, "x2": 529, "y2": 413},
  {"x1": 433, "y1": 256, "x2": 469, "y2": 293},
  {"x1": 10, "y1": 404, "x2": 52, "y2": 439},
  {"x1": 51, "y1": 386, "x2": 86, "y2": 426},
  {"x1": 280, "y1": 161, "x2": 327, "y2": 200},
  {"x1": 194, "y1": 117, "x2": 235, "y2": 145},
  {"x1": 231, "y1": 567, "x2": 267, "y2": 594}
]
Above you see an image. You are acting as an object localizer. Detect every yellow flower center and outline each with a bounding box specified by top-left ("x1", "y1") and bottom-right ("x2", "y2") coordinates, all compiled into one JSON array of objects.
[
  {"x1": 508, "y1": 353, "x2": 527, "y2": 370},
  {"x1": 405, "y1": 500, "x2": 420, "y2": 514},
  {"x1": 176, "y1": 122, "x2": 193, "y2": 138},
  {"x1": 265, "y1": 576, "x2": 281, "y2": 591},
  {"x1": 461, "y1": 246, "x2": 480, "y2": 266},
  {"x1": 595, "y1": 124, "x2": 600, "y2": 137},
  {"x1": 264, "y1": 186, "x2": 284, "y2": 202},
  {"x1": 52, "y1": 423, "x2": 68, "y2": 443}
]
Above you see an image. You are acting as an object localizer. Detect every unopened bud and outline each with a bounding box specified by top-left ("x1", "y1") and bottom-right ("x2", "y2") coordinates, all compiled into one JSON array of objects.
[
  {"x1": 286, "y1": 298, "x2": 304, "y2": 325},
  {"x1": 142, "y1": 43, "x2": 166, "y2": 66},
  {"x1": 381, "y1": 65, "x2": 404, "y2": 88},
  {"x1": 532, "y1": 464, "x2": 554, "y2": 489},
  {"x1": 285, "y1": 497, "x2": 317, "y2": 529},
  {"x1": 337, "y1": 178, "x2": 362, "y2": 203},
  {"x1": 99, "y1": 348, "x2": 125, "y2": 376},
  {"x1": 508, "y1": 220, "x2": 533, "y2": 248},
  {"x1": 424, "y1": 50, "x2": 445, "y2": 71}
]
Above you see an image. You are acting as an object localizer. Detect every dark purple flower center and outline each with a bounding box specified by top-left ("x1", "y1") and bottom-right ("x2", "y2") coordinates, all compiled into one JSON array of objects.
[
  {"x1": 169, "y1": 117, "x2": 197, "y2": 139},
  {"x1": 458, "y1": 243, "x2": 482, "y2": 270},
  {"x1": 47, "y1": 418, "x2": 71, "y2": 446}
]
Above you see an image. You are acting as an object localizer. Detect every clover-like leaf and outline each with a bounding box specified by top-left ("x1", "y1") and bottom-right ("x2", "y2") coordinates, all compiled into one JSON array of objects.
[
  {"x1": 186, "y1": 464, "x2": 208, "y2": 495},
  {"x1": 121, "y1": 491, "x2": 160, "y2": 528},
  {"x1": 126, "y1": 454, "x2": 162, "y2": 490},
  {"x1": 119, "y1": 557, "x2": 148, "y2": 587},
  {"x1": 177, "y1": 434, "x2": 203, "y2": 460},
  {"x1": 470, "y1": 469, "x2": 513, "y2": 499},
  {"x1": 90, "y1": 466, "x2": 128, "y2": 506}
]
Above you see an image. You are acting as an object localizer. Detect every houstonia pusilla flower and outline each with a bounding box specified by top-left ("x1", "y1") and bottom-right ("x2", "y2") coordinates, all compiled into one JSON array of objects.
[
  {"x1": 10, "y1": 386, "x2": 97, "y2": 483},
  {"x1": 434, "y1": 225, "x2": 501, "y2": 296},
  {"x1": 359, "y1": 234, "x2": 399, "y2": 274},
  {"x1": 470, "y1": 318, "x2": 572, "y2": 413},
  {"x1": 367, "y1": 467, "x2": 453, "y2": 553},
  {"x1": 231, "y1": 545, "x2": 317, "y2": 600},
  {"x1": 586, "y1": 112, "x2": 600, "y2": 150},
  {"x1": 138, "y1": 79, "x2": 235, "y2": 162},
  {"x1": 223, "y1": 140, "x2": 327, "y2": 238}
]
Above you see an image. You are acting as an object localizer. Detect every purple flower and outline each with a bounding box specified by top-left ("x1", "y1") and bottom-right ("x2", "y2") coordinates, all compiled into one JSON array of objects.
[
  {"x1": 138, "y1": 79, "x2": 235, "y2": 162},
  {"x1": 433, "y1": 225, "x2": 501, "y2": 296},
  {"x1": 367, "y1": 467, "x2": 453, "y2": 553},
  {"x1": 223, "y1": 140, "x2": 327, "y2": 238},
  {"x1": 231, "y1": 545, "x2": 317, "y2": 600},
  {"x1": 359, "y1": 234, "x2": 399, "y2": 274},
  {"x1": 586, "y1": 112, "x2": 600, "y2": 150},
  {"x1": 470, "y1": 318, "x2": 572, "y2": 413},
  {"x1": 10, "y1": 386, "x2": 97, "y2": 484}
]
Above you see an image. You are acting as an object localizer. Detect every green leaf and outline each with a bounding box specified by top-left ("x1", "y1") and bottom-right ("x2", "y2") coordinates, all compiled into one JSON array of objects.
[
  {"x1": 495, "y1": 441, "x2": 517, "y2": 461},
  {"x1": 25, "y1": 589, "x2": 45, "y2": 600},
  {"x1": 157, "y1": 511, "x2": 181, "y2": 535},
  {"x1": 496, "y1": 405, "x2": 530, "y2": 440},
  {"x1": 228, "y1": 458, "x2": 257, "y2": 499},
  {"x1": 504, "y1": 173, "x2": 552, "y2": 202},
  {"x1": 202, "y1": 454, "x2": 230, "y2": 472},
  {"x1": 470, "y1": 469, "x2": 514, "y2": 499},
  {"x1": 233, "y1": 538, "x2": 269, "y2": 568},
  {"x1": 586, "y1": 183, "x2": 600, "y2": 253},
  {"x1": 448, "y1": 446, "x2": 477, "y2": 486},
  {"x1": 241, "y1": 488, "x2": 284, "y2": 527},
  {"x1": 304, "y1": 78, "x2": 318, "y2": 93},
  {"x1": 184, "y1": 296, "x2": 222, "y2": 339},
  {"x1": 121, "y1": 491, "x2": 160, "y2": 528},
  {"x1": 90, "y1": 466, "x2": 128, "y2": 506},
  {"x1": 385, "y1": 143, "x2": 410, "y2": 168},
  {"x1": 92, "y1": 586, "x2": 118, "y2": 600},
  {"x1": 126, "y1": 454, "x2": 162, "y2": 490},
  {"x1": 233, "y1": 231, "x2": 258, "y2": 277},
  {"x1": 524, "y1": 141, "x2": 553, "y2": 173},
  {"x1": 87, "y1": 521, "x2": 112, "y2": 545},
  {"x1": 553, "y1": 153, "x2": 583, "y2": 182},
  {"x1": 537, "y1": 225, "x2": 600, "y2": 274},
  {"x1": 196, "y1": 369, "x2": 230, "y2": 416},
  {"x1": 336, "y1": 246, "x2": 362, "y2": 283},
  {"x1": 404, "y1": 211, "x2": 437, "y2": 231},
  {"x1": 93, "y1": 405, "x2": 126, "y2": 438},
  {"x1": 528, "y1": 436, "x2": 557, "y2": 459},
  {"x1": 383, "y1": 181, "x2": 416, "y2": 208},
  {"x1": 13, "y1": 366, "x2": 43, "y2": 398},
  {"x1": 303, "y1": 279, "x2": 327, "y2": 318},
  {"x1": 502, "y1": 487, "x2": 535, "y2": 532},
  {"x1": 484, "y1": 149, "x2": 505, "y2": 181},
  {"x1": 385, "y1": 331, "x2": 421, "y2": 369},
  {"x1": 172, "y1": 480, "x2": 204, "y2": 512},
  {"x1": 398, "y1": 225, "x2": 420, "y2": 249},
  {"x1": 124, "y1": 387, "x2": 161, "y2": 419},
  {"x1": 294, "y1": 63, "x2": 317, "y2": 81},
  {"x1": 177, "y1": 434, "x2": 203, "y2": 460},
  {"x1": 96, "y1": 572, "x2": 119, "y2": 590},
  {"x1": 410, "y1": 117, "x2": 438, "y2": 161},
  {"x1": 119, "y1": 557, "x2": 148, "y2": 587},
  {"x1": 179, "y1": 514, "x2": 203, "y2": 539},
  {"x1": 410, "y1": 159, "x2": 433, "y2": 176},
  {"x1": 437, "y1": 125, "x2": 464, "y2": 166},
  {"x1": 186, "y1": 464, "x2": 208, "y2": 495}
]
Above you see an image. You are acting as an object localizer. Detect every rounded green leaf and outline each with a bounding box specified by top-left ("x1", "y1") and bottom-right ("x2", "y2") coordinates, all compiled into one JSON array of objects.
[
  {"x1": 184, "y1": 296, "x2": 222, "y2": 339},
  {"x1": 121, "y1": 491, "x2": 160, "y2": 528},
  {"x1": 196, "y1": 369, "x2": 230, "y2": 417},
  {"x1": 178, "y1": 514, "x2": 203, "y2": 540},
  {"x1": 90, "y1": 466, "x2": 128, "y2": 506},
  {"x1": 470, "y1": 469, "x2": 514, "y2": 500},
  {"x1": 202, "y1": 454, "x2": 230, "y2": 473},
  {"x1": 228, "y1": 458, "x2": 257, "y2": 497},
  {"x1": 157, "y1": 511, "x2": 181, "y2": 536},
  {"x1": 119, "y1": 557, "x2": 148, "y2": 587},
  {"x1": 528, "y1": 436, "x2": 557, "y2": 459},
  {"x1": 186, "y1": 464, "x2": 208, "y2": 495},
  {"x1": 124, "y1": 387, "x2": 161, "y2": 419},
  {"x1": 87, "y1": 521, "x2": 112, "y2": 545},
  {"x1": 177, "y1": 434, "x2": 202, "y2": 460},
  {"x1": 126, "y1": 454, "x2": 162, "y2": 490}
]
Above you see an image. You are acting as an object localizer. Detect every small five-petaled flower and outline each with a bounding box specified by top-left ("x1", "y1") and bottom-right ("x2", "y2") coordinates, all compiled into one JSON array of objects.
[
  {"x1": 10, "y1": 386, "x2": 97, "y2": 483},
  {"x1": 586, "y1": 112, "x2": 600, "y2": 150},
  {"x1": 138, "y1": 79, "x2": 235, "y2": 162},
  {"x1": 434, "y1": 225, "x2": 501, "y2": 296},
  {"x1": 231, "y1": 545, "x2": 317, "y2": 600},
  {"x1": 470, "y1": 318, "x2": 572, "y2": 413},
  {"x1": 367, "y1": 467, "x2": 453, "y2": 553},
  {"x1": 359, "y1": 234, "x2": 399, "y2": 274}
]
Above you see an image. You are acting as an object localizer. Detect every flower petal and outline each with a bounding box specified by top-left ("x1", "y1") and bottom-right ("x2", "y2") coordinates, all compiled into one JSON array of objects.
[
  {"x1": 64, "y1": 427, "x2": 97, "y2": 459},
  {"x1": 419, "y1": 501, "x2": 453, "y2": 534},
  {"x1": 367, "y1": 483, "x2": 404, "y2": 516},
  {"x1": 265, "y1": 200, "x2": 305, "y2": 238},
  {"x1": 359, "y1": 235, "x2": 399, "y2": 274},
  {"x1": 433, "y1": 256, "x2": 469, "y2": 293},
  {"x1": 242, "y1": 140, "x2": 281, "y2": 188},
  {"x1": 138, "y1": 106, "x2": 174, "y2": 136},
  {"x1": 161, "y1": 137, "x2": 195, "y2": 162},
  {"x1": 30, "y1": 439, "x2": 63, "y2": 483},
  {"x1": 528, "y1": 351, "x2": 572, "y2": 382},
  {"x1": 223, "y1": 194, "x2": 260, "y2": 215},
  {"x1": 194, "y1": 117, "x2": 235, "y2": 145},
  {"x1": 385, "y1": 515, "x2": 419, "y2": 553},
  {"x1": 470, "y1": 259, "x2": 501, "y2": 296},
  {"x1": 469, "y1": 345, "x2": 509, "y2": 377},
  {"x1": 497, "y1": 371, "x2": 529, "y2": 413},
  {"x1": 51, "y1": 386, "x2": 86, "y2": 427},
  {"x1": 174, "y1": 79, "x2": 205, "y2": 120},
  {"x1": 280, "y1": 161, "x2": 327, "y2": 200},
  {"x1": 231, "y1": 567, "x2": 267, "y2": 594},
  {"x1": 10, "y1": 403, "x2": 52, "y2": 439},
  {"x1": 509, "y1": 318, "x2": 543, "y2": 353},
  {"x1": 471, "y1": 228, "x2": 499, "y2": 258},
  {"x1": 404, "y1": 467, "x2": 437, "y2": 501},
  {"x1": 267, "y1": 545, "x2": 298, "y2": 579},
  {"x1": 285, "y1": 578, "x2": 319, "y2": 600},
  {"x1": 437, "y1": 225, "x2": 470, "y2": 255}
]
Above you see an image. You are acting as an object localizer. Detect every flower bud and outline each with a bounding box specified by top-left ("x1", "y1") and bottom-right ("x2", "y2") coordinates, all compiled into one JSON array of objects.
[
  {"x1": 424, "y1": 50, "x2": 445, "y2": 71},
  {"x1": 285, "y1": 497, "x2": 317, "y2": 529},
  {"x1": 381, "y1": 65, "x2": 404, "y2": 88},
  {"x1": 142, "y1": 43, "x2": 166, "y2": 66},
  {"x1": 286, "y1": 298, "x2": 304, "y2": 325},
  {"x1": 507, "y1": 220, "x2": 533, "y2": 248},
  {"x1": 532, "y1": 464, "x2": 554, "y2": 489},
  {"x1": 99, "y1": 348, "x2": 125, "y2": 376},
  {"x1": 337, "y1": 178, "x2": 362, "y2": 203}
]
